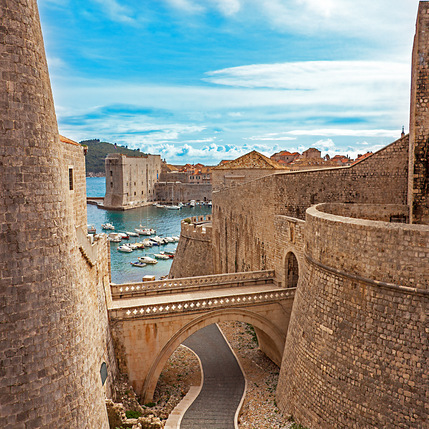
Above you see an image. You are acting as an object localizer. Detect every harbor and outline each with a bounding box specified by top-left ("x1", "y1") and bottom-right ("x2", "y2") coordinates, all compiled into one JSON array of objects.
[{"x1": 86, "y1": 177, "x2": 211, "y2": 284}]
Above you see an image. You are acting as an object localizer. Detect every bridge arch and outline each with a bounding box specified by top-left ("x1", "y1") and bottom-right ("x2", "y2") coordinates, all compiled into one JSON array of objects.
[{"x1": 141, "y1": 308, "x2": 286, "y2": 402}]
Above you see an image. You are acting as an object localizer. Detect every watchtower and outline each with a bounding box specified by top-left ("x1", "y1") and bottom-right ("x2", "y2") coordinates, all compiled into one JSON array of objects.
[{"x1": 0, "y1": 1, "x2": 109, "y2": 427}]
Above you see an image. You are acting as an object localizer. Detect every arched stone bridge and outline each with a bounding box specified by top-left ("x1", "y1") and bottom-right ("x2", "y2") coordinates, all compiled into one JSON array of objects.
[{"x1": 108, "y1": 270, "x2": 295, "y2": 402}]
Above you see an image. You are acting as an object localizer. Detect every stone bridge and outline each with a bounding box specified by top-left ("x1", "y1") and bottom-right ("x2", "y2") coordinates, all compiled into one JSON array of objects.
[{"x1": 108, "y1": 270, "x2": 295, "y2": 402}]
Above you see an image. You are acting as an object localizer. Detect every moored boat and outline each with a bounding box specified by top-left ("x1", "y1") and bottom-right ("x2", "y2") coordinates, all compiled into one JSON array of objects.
[
  {"x1": 138, "y1": 256, "x2": 158, "y2": 264},
  {"x1": 154, "y1": 253, "x2": 170, "y2": 260},
  {"x1": 130, "y1": 261, "x2": 147, "y2": 267},
  {"x1": 118, "y1": 244, "x2": 133, "y2": 253},
  {"x1": 101, "y1": 223, "x2": 115, "y2": 230}
]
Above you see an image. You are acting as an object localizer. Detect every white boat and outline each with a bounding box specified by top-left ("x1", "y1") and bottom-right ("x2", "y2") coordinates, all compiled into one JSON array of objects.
[
  {"x1": 130, "y1": 261, "x2": 146, "y2": 267},
  {"x1": 189, "y1": 200, "x2": 196, "y2": 207},
  {"x1": 208, "y1": 201, "x2": 212, "y2": 207},
  {"x1": 154, "y1": 253, "x2": 170, "y2": 260},
  {"x1": 138, "y1": 256, "x2": 158, "y2": 264},
  {"x1": 165, "y1": 205, "x2": 181, "y2": 210},
  {"x1": 164, "y1": 237, "x2": 174, "y2": 243},
  {"x1": 101, "y1": 223, "x2": 115, "y2": 230},
  {"x1": 156, "y1": 204, "x2": 165, "y2": 208},
  {"x1": 127, "y1": 243, "x2": 140, "y2": 250},
  {"x1": 118, "y1": 244, "x2": 133, "y2": 253},
  {"x1": 139, "y1": 226, "x2": 156, "y2": 235},
  {"x1": 126, "y1": 231, "x2": 139, "y2": 237},
  {"x1": 118, "y1": 232, "x2": 129, "y2": 239},
  {"x1": 142, "y1": 239, "x2": 153, "y2": 247},
  {"x1": 108, "y1": 233, "x2": 122, "y2": 242},
  {"x1": 172, "y1": 236, "x2": 180, "y2": 242}
]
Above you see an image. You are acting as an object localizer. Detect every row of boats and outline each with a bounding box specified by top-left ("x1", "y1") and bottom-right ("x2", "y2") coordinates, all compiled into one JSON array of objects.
[
  {"x1": 129, "y1": 251, "x2": 176, "y2": 267},
  {"x1": 154, "y1": 200, "x2": 212, "y2": 210}
]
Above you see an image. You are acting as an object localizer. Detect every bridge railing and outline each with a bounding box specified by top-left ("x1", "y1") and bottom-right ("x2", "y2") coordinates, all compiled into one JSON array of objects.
[
  {"x1": 111, "y1": 270, "x2": 276, "y2": 299},
  {"x1": 109, "y1": 286, "x2": 295, "y2": 320}
]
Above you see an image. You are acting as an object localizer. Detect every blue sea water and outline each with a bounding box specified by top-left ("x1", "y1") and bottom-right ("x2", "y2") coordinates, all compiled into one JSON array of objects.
[{"x1": 86, "y1": 177, "x2": 211, "y2": 284}]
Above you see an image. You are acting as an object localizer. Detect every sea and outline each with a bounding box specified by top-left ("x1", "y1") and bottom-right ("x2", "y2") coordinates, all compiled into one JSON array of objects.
[{"x1": 86, "y1": 177, "x2": 212, "y2": 284}]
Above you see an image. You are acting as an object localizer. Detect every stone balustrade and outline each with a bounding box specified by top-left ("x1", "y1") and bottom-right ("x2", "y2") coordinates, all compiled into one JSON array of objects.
[
  {"x1": 111, "y1": 270, "x2": 276, "y2": 299},
  {"x1": 109, "y1": 286, "x2": 295, "y2": 320}
]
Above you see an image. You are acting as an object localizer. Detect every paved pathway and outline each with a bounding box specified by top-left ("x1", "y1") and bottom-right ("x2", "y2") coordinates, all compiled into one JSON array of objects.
[{"x1": 180, "y1": 324, "x2": 245, "y2": 429}]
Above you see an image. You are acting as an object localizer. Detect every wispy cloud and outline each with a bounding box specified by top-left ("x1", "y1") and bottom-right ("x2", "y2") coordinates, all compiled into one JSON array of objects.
[{"x1": 90, "y1": 0, "x2": 136, "y2": 24}]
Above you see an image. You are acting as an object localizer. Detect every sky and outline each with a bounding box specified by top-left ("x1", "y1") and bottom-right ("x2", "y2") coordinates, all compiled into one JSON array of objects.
[{"x1": 38, "y1": 0, "x2": 420, "y2": 165}]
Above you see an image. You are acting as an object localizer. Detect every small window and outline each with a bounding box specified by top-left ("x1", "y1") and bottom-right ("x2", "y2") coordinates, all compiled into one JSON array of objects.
[
  {"x1": 110, "y1": 171, "x2": 113, "y2": 176},
  {"x1": 68, "y1": 167, "x2": 74, "y2": 191}
]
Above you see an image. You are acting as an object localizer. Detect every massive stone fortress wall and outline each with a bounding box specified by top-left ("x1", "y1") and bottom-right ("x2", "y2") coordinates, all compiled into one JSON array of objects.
[
  {"x1": 155, "y1": 181, "x2": 212, "y2": 203},
  {"x1": 0, "y1": 1, "x2": 113, "y2": 427},
  {"x1": 409, "y1": 1, "x2": 429, "y2": 224},
  {"x1": 212, "y1": 136, "x2": 409, "y2": 275},
  {"x1": 104, "y1": 153, "x2": 161, "y2": 209},
  {"x1": 277, "y1": 204, "x2": 429, "y2": 428},
  {"x1": 169, "y1": 216, "x2": 214, "y2": 278},
  {"x1": 61, "y1": 136, "x2": 88, "y2": 229}
]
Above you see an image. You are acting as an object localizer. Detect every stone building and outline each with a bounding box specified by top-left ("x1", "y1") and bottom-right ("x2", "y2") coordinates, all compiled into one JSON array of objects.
[
  {"x1": 211, "y1": 150, "x2": 288, "y2": 191},
  {"x1": 104, "y1": 153, "x2": 162, "y2": 209}
]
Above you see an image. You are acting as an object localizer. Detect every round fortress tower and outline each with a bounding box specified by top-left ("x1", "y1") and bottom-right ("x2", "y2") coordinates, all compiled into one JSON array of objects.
[{"x1": 0, "y1": 1, "x2": 109, "y2": 427}]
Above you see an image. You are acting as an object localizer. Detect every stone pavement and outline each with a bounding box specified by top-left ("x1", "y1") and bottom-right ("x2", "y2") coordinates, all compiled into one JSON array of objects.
[{"x1": 180, "y1": 324, "x2": 245, "y2": 429}]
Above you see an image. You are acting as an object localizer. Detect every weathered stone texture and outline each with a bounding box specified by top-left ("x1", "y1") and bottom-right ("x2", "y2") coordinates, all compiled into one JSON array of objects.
[
  {"x1": 212, "y1": 136, "x2": 409, "y2": 276},
  {"x1": 277, "y1": 204, "x2": 429, "y2": 428},
  {"x1": 104, "y1": 153, "x2": 161, "y2": 209},
  {"x1": 0, "y1": 1, "x2": 111, "y2": 427},
  {"x1": 409, "y1": 1, "x2": 429, "y2": 224},
  {"x1": 155, "y1": 181, "x2": 212, "y2": 204},
  {"x1": 169, "y1": 216, "x2": 214, "y2": 278}
]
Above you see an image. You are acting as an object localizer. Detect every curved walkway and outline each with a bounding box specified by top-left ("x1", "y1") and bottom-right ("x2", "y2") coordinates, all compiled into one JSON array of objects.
[{"x1": 179, "y1": 323, "x2": 245, "y2": 429}]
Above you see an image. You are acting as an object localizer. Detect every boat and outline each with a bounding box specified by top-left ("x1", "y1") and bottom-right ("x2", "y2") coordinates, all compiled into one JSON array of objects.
[
  {"x1": 118, "y1": 244, "x2": 133, "y2": 253},
  {"x1": 189, "y1": 200, "x2": 196, "y2": 207},
  {"x1": 108, "y1": 233, "x2": 122, "y2": 242},
  {"x1": 139, "y1": 226, "x2": 156, "y2": 235},
  {"x1": 165, "y1": 205, "x2": 181, "y2": 210},
  {"x1": 142, "y1": 239, "x2": 153, "y2": 247},
  {"x1": 130, "y1": 261, "x2": 146, "y2": 267},
  {"x1": 142, "y1": 275, "x2": 156, "y2": 282},
  {"x1": 164, "y1": 237, "x2": 174, "y2": 243},
  {"x1": 127, "y1": 243, "x2": 140, "y2": 250},
  {"x1": 87, "y1": 224, "x2": 96, "y2": 234},
  {"x1": 126, "y1": 231, "x2": 139, "y2": 237},
  {"x1": 161, "y1": 251, "x2": 175, "y2": 258},
  {"x1": 101, "y1": 223, "x2": 115, "y2": 230},
  {"x1": 164, "y1": 250, "x2": 176, "y2": 256},
  {"x1": 156, "y1": 204, "x2": 165, "y2": 208},
  {"x1": 118, "y1": 233, "x2": 129, "y2": 240},
  {"x1": 154, "y1": 253, "x2": 170, "y2": 260},
  {"x1": 138, "y1": 256, "x2": 158, "y2": 264},
  {"x1": 172, "y1": 236, "x2": 180, "y2": 242},
  {"x1": 208, "y1": 201, "x2": 212, "y2": 207}
]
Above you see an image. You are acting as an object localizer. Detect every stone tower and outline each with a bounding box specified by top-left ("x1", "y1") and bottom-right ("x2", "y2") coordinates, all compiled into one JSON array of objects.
[
  {"x1": 409, "y1": 1, "x2": 429, "y2": 224},
  {"x1": 0, "y1": 1, "x2": 109, "y2": 427}
]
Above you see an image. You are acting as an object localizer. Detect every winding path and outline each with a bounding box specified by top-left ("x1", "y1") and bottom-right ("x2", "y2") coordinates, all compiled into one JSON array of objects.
[{"x1": 180, "y1": 324, "x2": 245, "y2": 429}]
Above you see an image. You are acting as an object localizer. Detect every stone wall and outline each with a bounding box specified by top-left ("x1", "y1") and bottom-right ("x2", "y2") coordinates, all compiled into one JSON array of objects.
[
  {"x1": 61, "y1": 137, "x2": 87, "y2": 229},
  {"x1": 155, "y1": 182, "x2": 212, "y2": 203},
  {"x1": 212, "y1": 136, "x2": 409, "y2": 275},
  {"x1": 408, "y1": 1, "x2": 429, "y2": 224},
  {"x1": 169, "y1": 216, "x2": 214, "y2": 278},
  {"x1": 276, "y1": 203, "x2": 429, "y2": 428},
  {"x1": 104, "y1": 153, "x2": 161, "y2": 209},
  {"x1": 0, "y1": 2, "x2": 113, "y2": 426}
]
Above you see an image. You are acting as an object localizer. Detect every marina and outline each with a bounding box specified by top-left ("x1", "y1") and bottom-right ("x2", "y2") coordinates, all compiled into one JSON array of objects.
[{"x1": 86, "y1": 177, "x2": 211, "y2": 284}]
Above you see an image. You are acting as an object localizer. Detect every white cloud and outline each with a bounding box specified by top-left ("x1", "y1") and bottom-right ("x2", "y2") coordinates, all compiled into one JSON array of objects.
[
  {"x1": 162, "y1": 0, "x2": 204, "y2": 14},
  {"x1": 245, "y1": 133, "x2": 297, "y2": 141},
  {"x1": 211, "y1": 0, "x2": 241, "y2": 16},
  {"x1": 90, "y1": 0, "x2": 136, "y2": 24},
  {"x1": 285, "y1": 129, "x2": 400, "y2": 138}
]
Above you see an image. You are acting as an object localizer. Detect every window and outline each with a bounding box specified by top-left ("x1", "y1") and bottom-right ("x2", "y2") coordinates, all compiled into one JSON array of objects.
[{"x1": 68, "y1": 167, "x2": 74, "y2": 191}]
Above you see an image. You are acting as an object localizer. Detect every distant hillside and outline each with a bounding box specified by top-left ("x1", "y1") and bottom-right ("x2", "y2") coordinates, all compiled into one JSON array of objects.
[{"x1": 80, "y1": 139, "x2": 146, "y2": 176}]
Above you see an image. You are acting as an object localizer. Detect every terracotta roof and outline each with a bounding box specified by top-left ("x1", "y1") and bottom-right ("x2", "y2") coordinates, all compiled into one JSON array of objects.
[
  {"x1": 213, "y1": 150, "x2": 287, "y2": 170},
  {"x1": 60, "y1": 135, "x2": 80, "y2": 147}
]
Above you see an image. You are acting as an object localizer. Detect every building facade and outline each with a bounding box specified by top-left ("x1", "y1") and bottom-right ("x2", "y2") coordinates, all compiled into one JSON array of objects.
[{"x1": 104, "y1": 153, "x2": 162, "y2": 209}]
